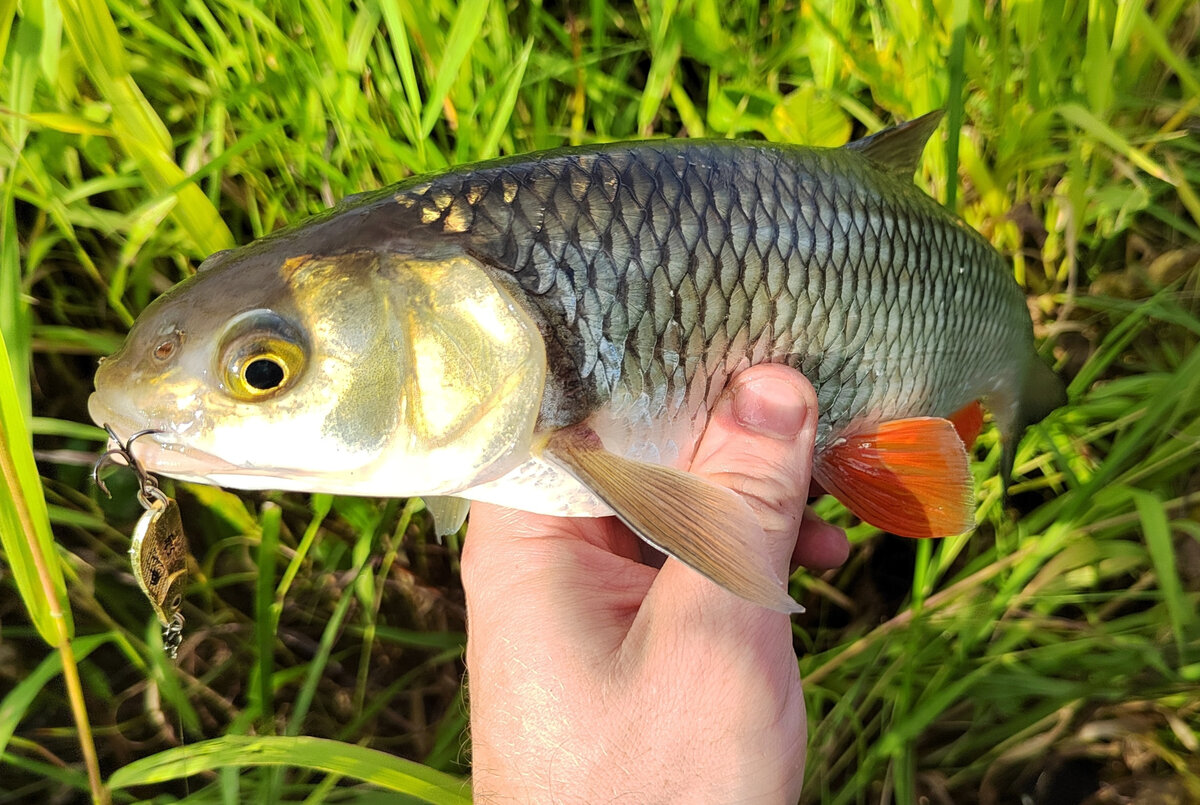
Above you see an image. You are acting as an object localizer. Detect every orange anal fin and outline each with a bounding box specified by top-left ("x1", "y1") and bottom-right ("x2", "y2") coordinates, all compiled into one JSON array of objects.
[
  {"x1": 813, "y1": 417, "x2": 974, "y2": 539},
  {"x1": 949, "y1": 400, "x2": 985, "y2": 448}
]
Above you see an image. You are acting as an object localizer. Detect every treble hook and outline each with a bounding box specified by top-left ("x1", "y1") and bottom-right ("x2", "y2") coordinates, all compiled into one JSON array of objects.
[{"x1": 93, "y1": 425, "x2": 164, "y2": 508}]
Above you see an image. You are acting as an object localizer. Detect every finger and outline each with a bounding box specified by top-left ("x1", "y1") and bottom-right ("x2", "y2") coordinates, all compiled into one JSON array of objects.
[
  {"x1": 463, "y1": 505, "x2": 648, "y2": 617},
  {"x1": 464, "y1": 503, "x2": 642, "y2": 567},
  {"x1": 463, "y1": 504, "x2": 655, "y2": 666},
  {"x1": 792, "y1": 507, "x2": 850, "y2": 573},
  {"x1": 637, "y1": 364, "x2": 819, "y2": 638}
]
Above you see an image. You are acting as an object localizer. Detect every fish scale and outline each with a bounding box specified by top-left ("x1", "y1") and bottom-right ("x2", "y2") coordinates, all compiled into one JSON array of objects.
[{"x1": 390, "y1": 140, "x2": 1028, "y2": 450}]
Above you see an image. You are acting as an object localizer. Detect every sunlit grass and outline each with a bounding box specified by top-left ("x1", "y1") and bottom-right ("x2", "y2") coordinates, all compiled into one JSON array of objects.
[{"x1": 2, "y1": 0, "x2": 1198, "y2": 802}]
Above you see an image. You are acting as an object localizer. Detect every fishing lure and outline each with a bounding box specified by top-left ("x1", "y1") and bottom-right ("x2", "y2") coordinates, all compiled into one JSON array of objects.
[{"x1": 94, "y1": 426, "x2": 189, "y2": 659}]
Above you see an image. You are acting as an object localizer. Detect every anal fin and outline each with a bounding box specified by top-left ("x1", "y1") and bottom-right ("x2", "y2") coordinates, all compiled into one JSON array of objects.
[
  {"x1": 949, "y1": 400, "x2": 985, "y2": 448},
  {"x1": 541, "y1": 429, "x2": 803, "y2": 614},
  {"x1": 814, "y1": 417, "x2": 974, "y2": 539}
]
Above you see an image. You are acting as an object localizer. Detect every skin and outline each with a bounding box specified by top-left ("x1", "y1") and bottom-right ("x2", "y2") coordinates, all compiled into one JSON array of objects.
[{"x1": 463, "y1": 364, "x2": 850, "y2": 803}]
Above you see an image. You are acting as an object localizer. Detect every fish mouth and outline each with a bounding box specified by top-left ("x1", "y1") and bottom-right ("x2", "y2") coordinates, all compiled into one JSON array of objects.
[
  {"x1": 88, "y1": 389, "x2": 240, "y2": 483},
  {"x1": 93, "y1": 425, "x2": 240, "y2": 486},
  {"x1": 88, "y1": 390, "x2": 330, "y2": 490},
  {"x1": 88, "y1": 389, "x2": 143, "y2": 452}
]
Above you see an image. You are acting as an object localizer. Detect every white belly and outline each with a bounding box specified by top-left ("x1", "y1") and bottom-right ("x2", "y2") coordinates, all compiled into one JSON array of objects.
[{"x1": 458, "y1": 393, "x2": 707, "y2": 517}]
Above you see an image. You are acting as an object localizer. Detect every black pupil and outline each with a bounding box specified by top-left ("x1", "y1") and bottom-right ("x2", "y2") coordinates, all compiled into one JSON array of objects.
[{"x1": 245, "y1": 358, "x2": 285, "y2": 390}]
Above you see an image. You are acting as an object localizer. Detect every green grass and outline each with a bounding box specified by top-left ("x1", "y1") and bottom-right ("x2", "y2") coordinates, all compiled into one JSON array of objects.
[{"x1": 2, "y1": 0, "x2": 1198, "y2": 802}]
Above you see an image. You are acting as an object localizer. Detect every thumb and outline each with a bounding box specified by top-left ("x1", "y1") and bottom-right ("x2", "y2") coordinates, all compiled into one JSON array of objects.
[
  {"x1": 692, "y1": 364, "x2": 819, "y2": 580},
  {"x1": 639, "y1": 364, "x2": 818, "y2": 630}
]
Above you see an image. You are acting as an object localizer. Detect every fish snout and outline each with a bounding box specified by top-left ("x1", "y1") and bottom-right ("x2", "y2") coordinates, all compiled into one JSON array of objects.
[{"x1": 88, "y1": 384, "x2": 143, "y2": 442}]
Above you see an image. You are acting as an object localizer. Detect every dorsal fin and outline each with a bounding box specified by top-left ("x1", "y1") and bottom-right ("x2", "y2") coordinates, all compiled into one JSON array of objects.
[{"x1": 845, "y1": 109, "x2": 944, "y2": 178}]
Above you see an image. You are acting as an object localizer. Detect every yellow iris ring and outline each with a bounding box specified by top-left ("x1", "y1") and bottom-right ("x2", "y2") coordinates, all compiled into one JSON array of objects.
[{"x1": 222, "y1": 337, "x2": 304, "y2": 400}]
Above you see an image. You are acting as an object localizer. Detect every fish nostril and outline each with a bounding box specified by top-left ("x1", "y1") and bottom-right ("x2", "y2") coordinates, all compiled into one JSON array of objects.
[{"x1": 153, "y1": 332, "x2": 180, "y2": 361}]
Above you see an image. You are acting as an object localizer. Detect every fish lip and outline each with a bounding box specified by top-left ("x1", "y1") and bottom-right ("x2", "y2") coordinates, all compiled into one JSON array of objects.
[
  {"x1": 133, "y1": 435, "x2": 257, "y2": 483},
  {"x1": 88, "y1": 388, "x2": 142, "y2": 441},
  {"x1": 88, "y1": 404, "x2": 311, "y2": 487},
  {"x1": 86, "y1": 396, "x2": 236, "y2": 483}
]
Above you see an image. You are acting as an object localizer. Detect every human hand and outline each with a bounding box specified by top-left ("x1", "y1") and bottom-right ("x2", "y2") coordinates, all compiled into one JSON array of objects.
[{"x1": 462, "y1": 364, "x2": 849, "y2": 803}]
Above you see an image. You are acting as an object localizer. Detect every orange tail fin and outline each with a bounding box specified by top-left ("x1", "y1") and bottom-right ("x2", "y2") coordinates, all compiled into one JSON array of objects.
[{"x1": 814, "y1": 417, "x2": 974, "y2": 538}]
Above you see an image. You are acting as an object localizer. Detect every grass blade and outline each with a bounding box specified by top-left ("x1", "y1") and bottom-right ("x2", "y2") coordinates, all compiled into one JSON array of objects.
[
  {"x1": 0, "y1": 328, "x2": 70, "y2": 641},
  {"x1": 255, "y1": 502, "x2": 281, "y2": 734},
  {"x1": 286, "y1": 548, "x2": 370, "y2": 737},
  {"x1": 0, "y1": 633, "x2": 112, "y2": 759},
  {"x1": 0, "y1": 325, "x2": 103, "y2": 802},
  {"x1": 1134, "y1": 489, "x2": 1195, "y2": 659},
  {"x1": 943, "y1": 0, "x2": 968, "y2": 209},
  {"x1": 478, "y1": 38, "x2": 532, "y2": 159},
  {"x1": 637, "y1": 0, "x2": 682, "y2": 136},
  {"x1": 108, "y1": 735, "x2": 471, "y2": 803},
  {"x1": 417, "y1": 0, "x2": 489, "y2": 139},
  {"x1": 58, "y1": 0, "x2": 232, "y2": 256},
  {"x1": 1057, "y1": 102, "x2": 1170, "y2": 182}
]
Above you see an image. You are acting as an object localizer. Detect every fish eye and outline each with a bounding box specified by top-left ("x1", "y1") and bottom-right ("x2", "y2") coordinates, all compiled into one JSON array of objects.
[
  {"x1": 223, "y1": 339, "x2": 304, "y2": 400},
  {"x1": 218, "y1": 311, "x2": 307, "y2": 401},
  {"x1": 244, "y1": 357, "x2": 286, "y2": 390}
]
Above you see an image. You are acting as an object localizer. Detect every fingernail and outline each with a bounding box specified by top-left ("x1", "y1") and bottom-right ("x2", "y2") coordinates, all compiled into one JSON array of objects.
[{"x1": 731, "y1": 376, "x2": 807, "y2": 439}]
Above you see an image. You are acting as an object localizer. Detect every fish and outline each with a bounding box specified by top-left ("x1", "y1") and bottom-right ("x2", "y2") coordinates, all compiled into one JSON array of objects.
[{"x1": 88, "y1": 111, "x2": 1066, "y2": 613}]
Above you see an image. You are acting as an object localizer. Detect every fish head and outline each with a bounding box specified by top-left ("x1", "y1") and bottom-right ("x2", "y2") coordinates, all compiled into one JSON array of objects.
[{"x1": 90, "y1": 246, "x2": 547, "y2": 497}]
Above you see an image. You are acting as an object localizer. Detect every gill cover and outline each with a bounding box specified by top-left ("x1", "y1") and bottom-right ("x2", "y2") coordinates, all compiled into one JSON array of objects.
[{"x1": 375, "y1": 252, "x2": 547, "y2": 489}]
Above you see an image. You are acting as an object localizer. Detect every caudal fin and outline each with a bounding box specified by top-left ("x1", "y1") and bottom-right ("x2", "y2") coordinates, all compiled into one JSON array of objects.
[{"x1": 999, "y1": 356, "x2": 1068, "y2": 480}]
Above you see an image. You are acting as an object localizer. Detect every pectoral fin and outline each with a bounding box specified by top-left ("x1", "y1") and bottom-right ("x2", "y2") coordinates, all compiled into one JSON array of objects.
[
  {"x1": 541, "y1": 429, "x2": 803, "y2": 614},
  {"x1": 814, "y1": 417, "x2": 974, "y2": 539},
  {"x1": 423, "y1": 495, "x2": 471, "y2": 539}
]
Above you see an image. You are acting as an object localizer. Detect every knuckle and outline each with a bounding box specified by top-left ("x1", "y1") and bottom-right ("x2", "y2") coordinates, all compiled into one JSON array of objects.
[{"x1": 709, "y1": 469, "x2": 805, "y2": 537}]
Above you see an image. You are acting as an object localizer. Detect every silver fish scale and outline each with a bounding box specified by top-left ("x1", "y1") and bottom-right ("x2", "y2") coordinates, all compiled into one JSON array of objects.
[{"x1": 394, "y1": 141, "x2": 1031, "y2": 448}]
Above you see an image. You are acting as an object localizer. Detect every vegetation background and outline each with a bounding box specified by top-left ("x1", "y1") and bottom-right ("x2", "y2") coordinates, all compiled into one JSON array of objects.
[{"x1": 1, "y1": 0, "x2": 1197, "y2": 802}]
